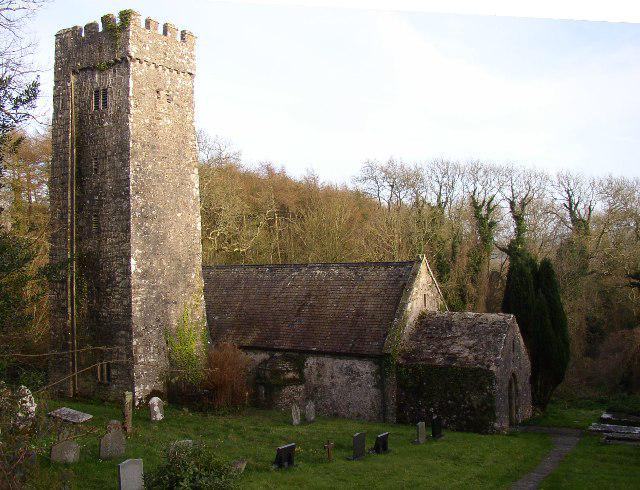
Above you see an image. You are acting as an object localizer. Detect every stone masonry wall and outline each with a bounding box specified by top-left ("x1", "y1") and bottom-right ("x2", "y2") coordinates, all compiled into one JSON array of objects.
[
  {"x1": 49, "y1": 12, "x2": 204, "y2": 403},
  {"x1": 245, "y1": 350, "x2": 385, "y2": 421}
]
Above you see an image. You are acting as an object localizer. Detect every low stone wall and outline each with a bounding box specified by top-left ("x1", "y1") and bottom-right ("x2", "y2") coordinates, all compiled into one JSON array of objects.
[{"x1": 245, "y1": 350, "x2": 384, "y2": 421}]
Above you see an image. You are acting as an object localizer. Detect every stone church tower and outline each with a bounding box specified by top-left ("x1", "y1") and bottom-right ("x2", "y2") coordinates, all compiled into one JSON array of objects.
[{"x1": 49, "y1": 11, "x2": 205, "y2": 404}]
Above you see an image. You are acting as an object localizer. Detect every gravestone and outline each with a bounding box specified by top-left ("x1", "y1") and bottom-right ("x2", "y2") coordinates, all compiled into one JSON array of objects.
[
  {"x1": 324, "y1": 440, "x2": 334, "y2": 462},
  {"x1": 414, "y1": 421, "x2": 426, "y2": 444},
  {"x1": 431, "y1": 415, "x2": 443, "y2": 440},
  {"x1": 123, "y1": 391, "x2": 133, "y2": 435},
  {"x1": 273, "y1": 443, "x2": 296, "y2": 469},
  {"x1": 118, "y1": 458, "x2": 143, "y2": 490},
  {"x1": 372, "y1": 432, "x2": 390, "y2": 454},
  {"x1": 15, "y1": 386, "x2": 37, "y2": 429},
  {"x1": 291, "y1": 404, "x2": 301, "y2": 426},
  {"x1": 304, "y1": 401, "x2": 316, "y2": 423},
  {"x1": 149, "y1": 397, "x2": 164, "y2": 422},
  {"x1": 100, "y1": 420, "x2": 126, "y2": 459},
  {"x1": 347, "y1": 432, "x2": 366, "y2": 461},
  {"x1": 50, "y1": 440, "x2": 80, "y2": 464}
]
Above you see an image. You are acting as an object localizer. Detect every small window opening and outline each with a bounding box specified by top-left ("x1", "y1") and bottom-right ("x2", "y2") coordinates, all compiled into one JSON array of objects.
[
  {"x1": 92, "y1": 157, "x2": 99, "y2": 175},
  {"x1": 97, "y1": 362, "x2": 111, "y2": 384},
  {"x1": 101, "y1": 88, "x2": 108, "y2": 109},
  {"x1": 92, "y1": 213, "x2": 99, "y2": 233},
  {"x1": 93, "y1": 89, "x2": 100, "y2": 111},
  {"x1": 423, "y1": 293, "x2": 427, "y2": 308}
]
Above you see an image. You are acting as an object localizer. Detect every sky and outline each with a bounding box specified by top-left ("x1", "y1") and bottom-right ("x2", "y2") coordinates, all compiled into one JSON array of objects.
[{"x1": 26, "y1": 0, "x2": 640, "y2": 182}]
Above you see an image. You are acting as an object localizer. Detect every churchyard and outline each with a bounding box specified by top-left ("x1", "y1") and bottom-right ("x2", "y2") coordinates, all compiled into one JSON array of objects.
[{"x1": 30, "y1": 396, "x2": 640, "y2": 489}]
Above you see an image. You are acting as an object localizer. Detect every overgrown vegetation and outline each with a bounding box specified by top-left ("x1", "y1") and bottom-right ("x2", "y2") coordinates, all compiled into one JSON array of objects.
[
  {"x1": 201, "y1": 343, "x2": 252, "y2": 410},
  {"x1": 145, "y1": 441, "x2": 239, "y2": 489},
  {"x1": 166, "y1": 298, "x2": 207, "y2": 387}
]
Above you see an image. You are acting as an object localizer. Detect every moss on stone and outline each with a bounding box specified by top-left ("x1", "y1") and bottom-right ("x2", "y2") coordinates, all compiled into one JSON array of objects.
[{"x1": 396, "y1": 364, "x2": 497, "y2": 433}]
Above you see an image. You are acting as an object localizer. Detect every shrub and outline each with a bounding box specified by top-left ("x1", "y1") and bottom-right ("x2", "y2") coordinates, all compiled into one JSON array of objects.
[
  {"x1": 145, "y1": 442, "x2": 240, "y2": 489},
  {"x1": 201, "y1": 343, "x2": 251, "y2": 410}
]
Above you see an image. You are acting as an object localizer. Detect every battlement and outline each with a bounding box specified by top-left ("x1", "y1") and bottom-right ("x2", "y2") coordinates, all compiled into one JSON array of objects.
[{"x1": 55, "y1": 10, "x2": 196, "y2": 75}]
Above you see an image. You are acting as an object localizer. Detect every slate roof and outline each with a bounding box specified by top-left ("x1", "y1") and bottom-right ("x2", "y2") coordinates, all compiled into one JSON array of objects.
[
  {"x1": 202, "y1": 261, "x2": 419, "y2": 357},
  {"x1": 399, "y1": 311, "x2": 516, "y2": 370}
]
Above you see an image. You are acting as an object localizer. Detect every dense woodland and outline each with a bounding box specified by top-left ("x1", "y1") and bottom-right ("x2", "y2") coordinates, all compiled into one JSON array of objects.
[{"x1": 1, "y1": 129, "x2": 639, "y2": 398}]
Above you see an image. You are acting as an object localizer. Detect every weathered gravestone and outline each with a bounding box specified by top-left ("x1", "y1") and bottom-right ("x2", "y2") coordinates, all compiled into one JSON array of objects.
[
  {"x1": 100, "y1": 420, "x2": 126, "y2": 460},
  {"x1": 50, "y1": 440, "x2": 80, "y2": 464},
  {"x1": 291, "y1": 404, "x2": 301, "y2": 426},
  {"x1": 48, "y1": 407, "x2": 93, "y2": 424},
  {"x1": 118, "y1": 458, "x2": 143, "y2": 490},
  {"x1": 432, "y1": 415, "x2": 443, "y2": 440},
  {"x1": 324, "y1": 440, "x2": 334, "y2": 462},
  {"x1": 372, "y1": 432, "x2": 389, "y2": 454},
  {"x1": 273, "y1": 443, "x2": 296, "y2": 469},
  {"x1": 414, "y1": 421, "x2": 427, "y2": 444},
  {"x1": 123, "y1": 391, "x2": 133, "y2": 435},
  {"x1": 304, "y1": 400, "x2": 316, "y2": 423},
  {"x1": 347, "y1": 432, "x2": 366, "y2": 461},
  {"x1": 149, "y1": 397, "x2": 164, "y2": 422},
  {"x1": 15, "y1": 386, "x2": 37, "y2": 429}
]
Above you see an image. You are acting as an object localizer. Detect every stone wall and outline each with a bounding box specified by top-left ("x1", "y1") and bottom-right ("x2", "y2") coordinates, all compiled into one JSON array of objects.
[
  {"x1": 49, "y1": 12, "x2": 204, "y2": 403},
  {"x1": 245, "y1": 350, "x2": 385, "y2": 421},
  {"x1": 493, "y1": 323, "x2": 532, "y2": 430}
]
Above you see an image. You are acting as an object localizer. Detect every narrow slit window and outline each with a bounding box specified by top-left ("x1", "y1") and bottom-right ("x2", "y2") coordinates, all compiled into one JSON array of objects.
[
  {"x1": 97, "y1": 362, "x2": 111, "y2": 384},
  {"x1": 93, "y1": 89, "x2": 100, "y2": 111},
  {"x1": 92, "y1": 213, "x2": 99, "y2": 233},
  {"x1": 423, "y1": 293, "x2": 427, "y2": 308},
  {"x1": 101, "y1": 88, "x2": 108, "y2": 109},
  {"x1": 92, "y1": 157, "x2": 99, "y2": 175}
]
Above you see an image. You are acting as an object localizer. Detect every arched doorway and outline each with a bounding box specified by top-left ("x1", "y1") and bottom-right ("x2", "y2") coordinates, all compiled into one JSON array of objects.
[{"x1": 508, "y1": 374, "x2": 518, "y2": 426}]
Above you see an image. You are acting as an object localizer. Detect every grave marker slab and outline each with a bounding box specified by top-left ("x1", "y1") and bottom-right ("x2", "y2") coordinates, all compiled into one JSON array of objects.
[
  {"x1": 118, "y1": 458, "x2": 143, "y2": 490},
  {"x1": 291, "y1": 404, "x2": 301, "y2": 426},
  {"x1": 123, "y1": 391, "x2": 133, "y2": 435},
  {"x1": 273, "y1": 443, "x2": 296, "y2": 469},
  {"x1": 100, "y1": 420, "x2": 126, "y2": 459},
  {"x1": 432, "y1": 415, "x2": 443, "y2": 440},
  {"x1": 413, "y1": 421, "x2": 427, "y2": 444},
  {"x1": 304, "y1": 401, "x2": 316, "y2": 423},
  {"x1": 168, "y1": 439, "x2": 194, "y2": 462},
  {"x1": 149, "y1": 397, "x2": 164, "y2": 422},
  {"x1": 347, "y1": 432, "x2": 366, "y2": 461},
  {"x1": 48, "y1": 407, "x2": 93, "y2": 424},
  {"x1": 372, "y1": 432, "x2": 389, "y2": 454},
  {"x1": 232, "y1": 458, "x2": 247, "y2": 473},
  {"x1": 50, "y1": 440, "x2": 80, "y2": 464}
]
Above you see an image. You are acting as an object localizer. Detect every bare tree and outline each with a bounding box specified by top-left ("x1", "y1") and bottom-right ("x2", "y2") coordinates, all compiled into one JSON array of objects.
[{"x1": 196, "y1": 129, "x2": 241, "y2": 167}]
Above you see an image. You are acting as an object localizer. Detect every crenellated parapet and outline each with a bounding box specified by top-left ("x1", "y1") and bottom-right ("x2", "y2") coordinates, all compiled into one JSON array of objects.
[{"x1": 54, "y1": 10, "x2": 196, "y2": 76}]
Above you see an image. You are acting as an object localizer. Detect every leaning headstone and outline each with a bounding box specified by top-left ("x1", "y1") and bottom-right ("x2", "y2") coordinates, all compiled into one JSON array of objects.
[
  {"x1": 372, "y1": 432, "x2": 390, "y2": 454},
  {"x1": 232, "y1": 458, "x2": 247, "y2": 473},
  {"x1": 149, "y1": 397, "x2": 164, "y2": 422},
  {"x1": 414, "y1": 421, "x2": 427, "y2": 444},
  {"x1": 347, "y1": 432, "x2": 366, "y2": 461},
  {"x1": 431, "y1": 415, "x2": 443, "y2": 440},
  {"x1": 100, "y1": 420, "x2": 126, "y2": 460},
  {"x1": 50, "y1": 440, "x2": 80, "y2": 464},
  {"x1": 123, "y1": 391, "x2": 133, "y2": 435},
  {"x1": 15, "y1": 386, "x2": 37, "y2": 429},
  {"x1": 291, "y1": 404, "x2": 301, "y2": 426},
  {"x1": 118, "y1": 458, "x2": 143, "y2": 490},
  {"x1": 273, "y1": 443, "x2": 296, "y2": 469},
  {"x1": 324, "y1": 440, "x2": 334, "y2": 462},
  {"x1": 304, "y1": 400, "x2": 316, "y2": 423}
]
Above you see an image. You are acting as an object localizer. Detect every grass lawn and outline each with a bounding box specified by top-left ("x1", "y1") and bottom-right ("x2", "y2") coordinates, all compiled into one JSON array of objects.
[
  {"x1": 37, "y1": 398, "x2": 552, "y2": 489},
  {"x1": 541, "y1": 434, "x2": 640, "y2": 489}
]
